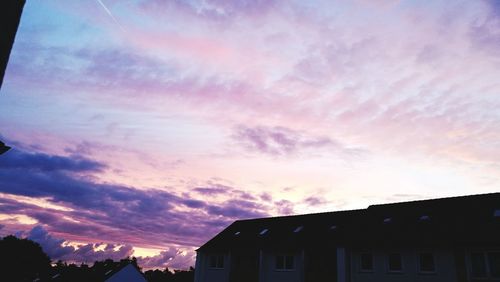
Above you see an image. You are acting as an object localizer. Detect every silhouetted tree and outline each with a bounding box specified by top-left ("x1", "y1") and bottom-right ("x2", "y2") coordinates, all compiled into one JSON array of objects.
[
  {"x1": 0, "y1": 235, "x2": 195, "y2": 281},
  {"x1": 0, "y1": 235, "x2": 51, "y2": 281},
  {"x1": 144, "y1": 266, "x2": 195, "y2": 282},
  {"x1": 171, "y1": 267, "x2": 195, "y2": 282}
]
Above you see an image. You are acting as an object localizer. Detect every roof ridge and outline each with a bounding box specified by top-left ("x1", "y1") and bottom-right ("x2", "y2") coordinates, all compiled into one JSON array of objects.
[
  {"x1": 367, "y1": 192, "x2": 500, "y2": 209},
  {"x1": 235, "y1": 208, "x2": 365, "y2": 223}
]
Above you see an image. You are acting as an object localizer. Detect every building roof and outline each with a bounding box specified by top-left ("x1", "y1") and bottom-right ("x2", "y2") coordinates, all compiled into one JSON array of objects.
[
  {"x1": 105, "y1": 263, "x2": 146, "y2": 282},
  {"x1": 198, "y1": 193, "x2": 500, "y2": 252}
]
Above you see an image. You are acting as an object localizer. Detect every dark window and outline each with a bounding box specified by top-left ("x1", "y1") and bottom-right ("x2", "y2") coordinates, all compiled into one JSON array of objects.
[
  {"x1": 388, "y1": 253, "x2": 402, "y2": 272},
  {"x1": 419, "y1": 253, "x2": 435, "y2": 272},
  {"x1": 276, "y1": 255, "x2": 294, "y2": 270},
  {"x1": 488, "y1": 252, "x2": 500, "y2": 278},
  {"x1": 471, "y1": 253, "x2": 487, "y2": 277},
  {"x1": 276, "y1": 255, "x2": 284, "y2": 269},
  {"x1": 209, "y1": 255, "x2": 224, "y2": 269},
  {"x1": 360, "y1": 253, "x2": 373, "y2": 271},
  {"x1": 285, "y1": 255, "x2": 294, "y2": 269}
]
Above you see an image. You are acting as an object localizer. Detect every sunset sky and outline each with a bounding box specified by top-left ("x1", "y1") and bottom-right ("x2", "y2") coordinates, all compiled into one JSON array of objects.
[{"x1": 0, "y1": 0, "x2": 499, "y2": 269}]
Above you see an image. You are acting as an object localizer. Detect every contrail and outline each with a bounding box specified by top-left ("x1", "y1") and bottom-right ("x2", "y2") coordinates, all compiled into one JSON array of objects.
[{"x1": 96, "y1": 0, "x2": 125, "y2": 32}]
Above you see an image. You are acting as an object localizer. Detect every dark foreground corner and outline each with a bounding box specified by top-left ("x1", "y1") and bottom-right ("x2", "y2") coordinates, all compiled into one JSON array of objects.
[
  {"x1": 0, "y1": 0, "x2": 26, "y2": 153},
  {"x1": 0, "y1": 140, "x2": 11, "y2": 155},
  {"x1": 0, "y1": 0, "x2": 26, "y2": 89}
]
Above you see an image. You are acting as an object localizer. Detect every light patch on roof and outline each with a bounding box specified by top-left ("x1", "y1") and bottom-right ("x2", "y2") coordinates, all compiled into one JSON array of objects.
[
  {"x1": 234, "y1": 231, "x2": 241, "y2": 236},
  {"x1": 383, "y1": 217, "x2": 392, "y2": 224},
  {"x1": 293, "y1": 226, "x2": 303, "y2": 233},
  {"x1": 330, "y1": 225, "x2": 337, "y2": 230},
  {"x1": 494, "y1": 210, "x2": 500, "y2": 217},
  {"x1": 259, "y1": 228, "x2": 268, "y2": 235},
  {"x1": 105, "y1": 270, "x2": 113, "y2": 275}
]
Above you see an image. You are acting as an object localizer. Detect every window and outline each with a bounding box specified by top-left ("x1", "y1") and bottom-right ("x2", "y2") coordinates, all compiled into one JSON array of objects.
[
  {"x1": 383, "y1": 217, "x2": 392, "y2": 224},
  {"x1": 419, "y1": 253, "x2": 435, "y2": 272},
  {"x1": 259, "y1": 228, "x2": 268, "y2": 235},
  {"x1": 293, "y1": 226, "x2": 303, "y2": 233},
  {"x1": 209, "y1": 255, "x2": 224, "y2": 269},
  {"x1": 275, "y1": 255, "x2": 294, "y2": 270},
  {"x1": 234, "y1": 231, "x2": 241, "y2": 236},
  {"x1": 471, "y1": 253, "x2": 487, "y2": 278},
  {"x1": 488, "y1": 252, "x2": 500, "y2": 278},
  {"x1": 360, "y1": 253, "x2": 373, "y2": 271},
  {"x1": 494, "y1": 209, "x2": 500, "y2": 217},
  {"x1": 470, "y1": 252, "x2": 500, "y2": 278},
  {"x1": 388, "y1": 253, "x2": 403, "y2": 272}
]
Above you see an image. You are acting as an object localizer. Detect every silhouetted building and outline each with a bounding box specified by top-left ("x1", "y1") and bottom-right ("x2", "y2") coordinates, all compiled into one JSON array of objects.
[
  {"x1": 50, "y1": 262, "x2": 146, "y2": 282},
  {"x1": 105, "y1": 263, "x2": 147, "y2": 282},
  {"x1": 195, "y1": 193, "x2": 500, "y2": 282}
]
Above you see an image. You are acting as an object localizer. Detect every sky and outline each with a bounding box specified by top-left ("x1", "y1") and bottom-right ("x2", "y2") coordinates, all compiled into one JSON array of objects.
[{"x1": 0, "y1": 0, "x2": 499, "y2": 270}]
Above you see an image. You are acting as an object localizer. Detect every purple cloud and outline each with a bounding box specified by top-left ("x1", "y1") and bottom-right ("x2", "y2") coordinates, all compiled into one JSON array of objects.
[
  {"x1": 138, "y1": 248, "x2": 196, "y2": 270},
  {"x1": 274, "y1": 199, "x2": 294, "y2": 215},
  {"x1": 233, "y1": 125, "x2": 363, "y2": 157},
  {"x1": 0, "y1": 149, "x2": 105, "y2": 172},
  {"x1": 206, "y1": 198, "x2": 267, "y2": 219},
  {"x1": 193, "y1": 185, "x2": 232, "y2": 196},
  {"x1": 27, "y1": 226, "x2": 75, "y2": 259},
  {"x1": 26, "y1": 225, "x2": 134, "y2": 263},
  {"x1": 303, "y1": 196, "x2": 327, "y2": 206},
  {"x1": 0, "y1": 148, "x2": 276, "y2": 267},
  {"x1": 260, "y1": 192, "x2": 272, "y2": 202}
]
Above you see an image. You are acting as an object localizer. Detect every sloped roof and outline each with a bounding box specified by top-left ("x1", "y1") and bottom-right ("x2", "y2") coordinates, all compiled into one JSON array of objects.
[
  {"x1": 198, "y1": 193, "x2": 500, "y2": 252},
  {"x1": 105, "y1": 264, "x2": 146, "y2": 282}
]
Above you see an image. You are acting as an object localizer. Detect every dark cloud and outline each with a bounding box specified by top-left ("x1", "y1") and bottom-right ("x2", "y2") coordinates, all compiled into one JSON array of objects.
[
  {"x1": 206, "y1": 200, "x2": 267, "y2": 219},
  {"x1": 0, "y1": 149, "x2": 105, "y2": 173},
  {"x1": 181, "y1": 199, "x2": 207, "y2": 209},
  {"x1": 26, "y1": 225, "x2": 134, "y2": 262},
  {"x1": 0, "y1": 148, "x2": 274, "y2": 266},
  {"x1": 28, "y1": 226, "x2": 75, "y2": 259}
]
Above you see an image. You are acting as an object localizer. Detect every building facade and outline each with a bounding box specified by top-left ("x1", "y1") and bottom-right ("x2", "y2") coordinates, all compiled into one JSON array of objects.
[{"x1": 195, "y1": 193, "x2": 500, "y2": 282}]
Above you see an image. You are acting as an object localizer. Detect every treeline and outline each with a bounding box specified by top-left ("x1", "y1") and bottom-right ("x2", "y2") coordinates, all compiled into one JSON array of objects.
[{"x1": 0, "y1": 235, "x2": 194, "y2": 282}]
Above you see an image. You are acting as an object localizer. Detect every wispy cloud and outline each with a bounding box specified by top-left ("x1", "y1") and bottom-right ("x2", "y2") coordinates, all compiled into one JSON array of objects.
[{"x1": 233, "y1": 125, "x2": 364, "y2": 158}]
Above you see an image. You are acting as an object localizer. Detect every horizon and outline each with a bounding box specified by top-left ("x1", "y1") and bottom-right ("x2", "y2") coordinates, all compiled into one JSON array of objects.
[{"x1": 0, "y1": 0, "x2": 499, "y2": 270}]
